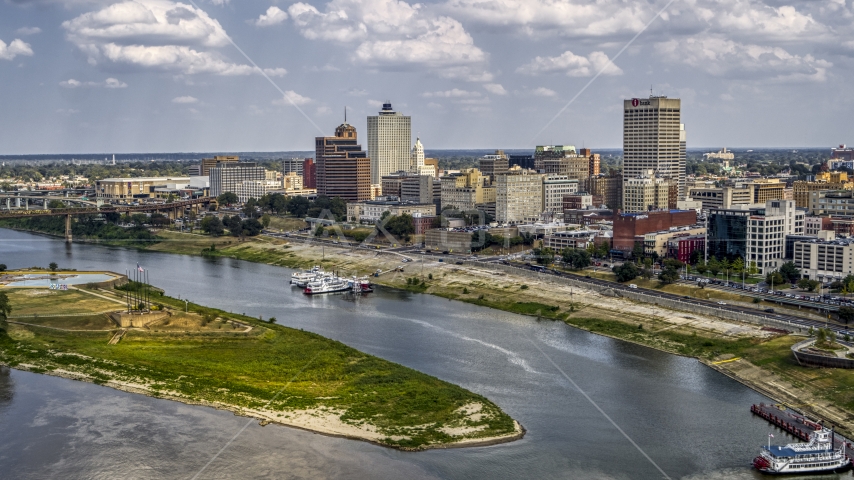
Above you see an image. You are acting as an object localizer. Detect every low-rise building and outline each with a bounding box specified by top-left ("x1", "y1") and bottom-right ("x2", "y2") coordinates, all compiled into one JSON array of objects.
[
  {"x1": 562, "y1": 194, "x2": 592, "y2": 211},
  {"x1": 583, "y1": 174, "x2": 622, "y2": 210},
  {"x1": 643, "y1": 226, "x2": 706, "y2": 258},
  {"x1": 234, "y1": 180, "x2": 282, "y2": 203},
  {"x1": 612, "y1": 210, "x2": 696, "y2": 254},
  {"x1": 707, "y1": 200, "x2": 804, "y2": 274},
  {"x1": 794, "y1": 171, "x2": 852, "y2": 208},
  {"x1": 791, "y1": 232, "x2": 854, "y2": 282},
  {"x1": 424, "y1": 229, "x2": 475, "y2": 252},
  {"x1": 95, "y1": 176, "x2": 192, "y2": 199},
  {"x1": 440, "y1": 168, "x2": 494, "y2": 212},
  {"x1": 805, "y1": 216, "x2": 832, "y2": 235},
  {"x1": 667, "y1": 234, "x2": 705, "y2": 264},
  {"x1": 346, "y1": 198, "x2": 437, "y2": 224},
  {"x1": 543, "y1": 230, "x2": 600, "y2": 250},
  {"x1": 809, "y1": 189, "x2": 854, "y2": 216}
]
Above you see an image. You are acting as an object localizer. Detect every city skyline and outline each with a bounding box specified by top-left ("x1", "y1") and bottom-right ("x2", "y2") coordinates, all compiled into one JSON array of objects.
[{"x1": 1, "y1": 0, "x2": 852, "y2": 154}]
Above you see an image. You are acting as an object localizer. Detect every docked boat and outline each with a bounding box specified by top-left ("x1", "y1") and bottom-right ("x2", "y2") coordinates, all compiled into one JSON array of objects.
[
  {"x1": 348, "y1": 276, "x2": 373, "y2": 293},
  {"x1": 753, "y1": 427, "x2": 851, "y2": 474},
  {"x1": 291, "y1": 266, "x2": 324, "y2": 287},
  {"x1": 304, "y1": 276, "x2": 350, "y2": 295}
]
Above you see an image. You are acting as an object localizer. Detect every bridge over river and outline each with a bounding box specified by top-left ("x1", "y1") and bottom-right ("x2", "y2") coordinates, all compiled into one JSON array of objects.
[{"x1": 0, "y1": 196, "x2": 214, "y2": 243}]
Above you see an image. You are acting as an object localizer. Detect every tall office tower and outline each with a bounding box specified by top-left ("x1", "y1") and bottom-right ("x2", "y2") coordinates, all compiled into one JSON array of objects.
[
  {"x1": 623, "y1": 96, "x2": 685, "y2": 206},
  {"x1": 201, "y1": 155, "x2": 239, "y2": 176},
  {"x1": 479, "y1": 150, "x2": 509, "y2": 183},
  {"x1": 283, "y1": 158, "x2": 304, "y2": 176},
  {"x1": 302, "y1": 158, "x2": 316, "y2": 189},
  {"x1": 315, "y1": 122, "x2": 371, "y2": 202},
  {"x1": 411, "y1": 137, "x2": 424, "y2": 170},
  {"x1": 367, "y1": 102, "x2": 411, "y2": 184}
]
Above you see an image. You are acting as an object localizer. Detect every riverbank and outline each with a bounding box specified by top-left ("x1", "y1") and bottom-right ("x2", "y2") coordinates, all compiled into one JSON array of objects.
[
  {"x1": 143, "y1": 231, "x2": 854, "y2": 436},
  {"x1": 0, "y1": 283, "x2": 523, "y2": 450}
]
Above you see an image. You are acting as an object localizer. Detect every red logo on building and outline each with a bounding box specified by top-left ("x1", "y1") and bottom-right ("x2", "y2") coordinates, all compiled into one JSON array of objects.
[{"x1": 631, "y1": 98, "x2": 639, "y2": 107}]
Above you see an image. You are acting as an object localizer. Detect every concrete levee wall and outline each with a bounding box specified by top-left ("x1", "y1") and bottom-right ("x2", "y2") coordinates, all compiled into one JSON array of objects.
[
  {"x1": 792, "y1": 338, "x2": 854, "y2": 368},
  {"x1": 462, "y1": 261, "x2": 800, "y2": 332}
]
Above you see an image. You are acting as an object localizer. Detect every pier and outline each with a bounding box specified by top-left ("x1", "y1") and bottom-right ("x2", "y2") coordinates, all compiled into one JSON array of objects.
[{"x1": 751, "y1": 403, "x2": 853, "y2": 450}]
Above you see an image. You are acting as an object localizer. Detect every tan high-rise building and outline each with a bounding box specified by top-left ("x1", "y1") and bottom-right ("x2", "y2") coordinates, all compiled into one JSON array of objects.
[
  {"x1": 579, "y1": 148, "x2": 600, "y2": 177},
  {"x1": 440, "y1": 168, "x2": 493, "y2": 211},
  {"x1": 496, "y1": 168, "x2": 544, "y2": 224},
  {"x1": 623, "y1": 96, "x2": 685, "y2": 205},
  {"x1": 367, "y1": 102, "x2": 411, "y2": 184},
  {"x1": 201, "y1": 155, "x2": 239, "y2": 176},
  {"x1": 479, "y1": 150, "x2": 509, "y2": 182},
  {"x1": 316, "y1": 122, "x2": 371, "y2": 202},
  {"x1": 622, "y1": 170, "x2": 673, "y2": 213},
  {"x1": 583, "y1": 174, "x2": 623, "y2": 210},
  {"x1": 793, "y1": 171, "x2": 853, "y2": 208}
]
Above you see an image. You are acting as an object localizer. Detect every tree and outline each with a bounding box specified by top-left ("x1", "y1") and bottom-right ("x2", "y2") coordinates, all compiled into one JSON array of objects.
[
  {"x1": 658, "y1": 266, "x2": 680, "y2": 285},
  {"x1": 0, "y1": 291, "x2": 11, "y2": 332},
  {"x1": 270, "y1": 194, "x2": 288, "y2": 214},
  {"x1": 797, "y1": 278, "x2": 820, "y2": 292},
  {"x1": 223, "y1": 215, "x2": 242, "y2": 236},
  {"x1": 243, "y1": 198, "x2": 260, "y2": 219},
  {"x1": 612, "y1": 262, "x2": 639, "y2": 282},
  {"x1": 240, "y1": 218, "x2": 263, "y2": 236},
  {"x1": 49, "y1": 262, "x2": 58, "y2": 271},
  {"x1": 532, "y1": 247, "x2": 555, "y2": 265},
  {"x1": 561, "y1": 248, "x2": 591, "y2": 270},
  {"x1": 731, "y1": 257, "x2": 744, "y2": 274},
  {"x1": 779, "y1": 261, "x2": 801, "y2": 283},
  {"x1": 747, "y1": 261, "x2": 760, "y2": 275},
  {"x1": 838, "y1": 306, "x2": 854, "y2": 325},
  {"x1": 695, "y1": 260, "x2": 708, "y2": 275},
  {"x1": 217, "y1": 192, "x2": 239, "y2": 206},
  {"x1": 288, "y1": 196, "x2": 310, "y2": 217},
  {"x1": 0, "y1": 264, "x2": 6, "y2": 272},
  {"x1": 641, "y1": 267, "x2": 653, "y2": 280},
  {"x1": 200, "y1": 216, "x2": 224, "y2": 236},
  {"x1": 765, "y1": 270, "x2": 785, "y2": 288},
  {"x1": 631, "y1": 242, "x2": 645, "y2": 260},
  {"x1": 384, "y1": 214, "x2": 415, "y2": 242},
  {"x1": 130, "y1": 213, "x2": 148, "y2": 226},
  {"x1": 149, "y1": 213, "x2": 170, "y2": 227},
  {"x1": 708, "y1": 257, "x2": 721, "y2": 277},
  {"x1": 260, "y1": 214, "x2": 271, "y2": 229},
  {"x1": 689, "y1": 249, "x2": 702, "y2": 265},
  {"x1": 47, "y1": 199, "x2": 66, "y2": 209}
]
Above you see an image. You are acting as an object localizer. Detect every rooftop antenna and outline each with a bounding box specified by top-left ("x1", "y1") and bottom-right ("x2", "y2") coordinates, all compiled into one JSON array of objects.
[
  {"x1": 344, "y1": 106, "x2": 347, "y2": 123},
  {"x1": 650, "y1": 85, "x2": 653, "y2": 97}
]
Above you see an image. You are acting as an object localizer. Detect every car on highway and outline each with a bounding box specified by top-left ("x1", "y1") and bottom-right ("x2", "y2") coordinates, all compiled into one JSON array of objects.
[
  {"x1": 628, "y1": 284, "x2": 637, "y2": 289},
  {"x1": 764, "y1": 308, "x2": 775, "y2": 313},
  {"x1": 717, "y1": 301, "x2": 727, "y2": 305}
]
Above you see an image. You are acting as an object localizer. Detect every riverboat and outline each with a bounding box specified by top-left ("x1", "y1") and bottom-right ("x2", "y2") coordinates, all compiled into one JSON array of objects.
[
  {"x1": 291, "y1": 266, "x2": 324, "y2": 287},
  {"x1": 753, "y1": 427, "x2": 850, "y2": 474},
  {"x1": 348, "y1": 276, "x2": 373, "y2": 293},
  {"x1": 304, "y1": 276, "x2": 350, "y2": 295}
]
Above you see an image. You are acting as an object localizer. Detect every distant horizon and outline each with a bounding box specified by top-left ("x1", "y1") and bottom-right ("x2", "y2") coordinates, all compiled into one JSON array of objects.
[{"x1": 0, "y1": 146, "x2": 841, "y2": 160}]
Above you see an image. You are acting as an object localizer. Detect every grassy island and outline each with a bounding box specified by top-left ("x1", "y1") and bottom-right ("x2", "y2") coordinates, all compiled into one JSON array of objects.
[{"x1": 0, "y1": 283, "x2": 522, "y2": 450}]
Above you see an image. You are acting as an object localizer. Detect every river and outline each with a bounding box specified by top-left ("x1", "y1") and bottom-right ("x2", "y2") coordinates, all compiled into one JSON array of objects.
[{"x1": 0, "y1": 229, "x2": 840, "y2": 479}]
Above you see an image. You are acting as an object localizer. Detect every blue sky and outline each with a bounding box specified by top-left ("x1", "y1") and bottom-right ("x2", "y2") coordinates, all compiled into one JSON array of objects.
[{"x1": 1, "y1": 0, "x2": 852, "y2": 154}]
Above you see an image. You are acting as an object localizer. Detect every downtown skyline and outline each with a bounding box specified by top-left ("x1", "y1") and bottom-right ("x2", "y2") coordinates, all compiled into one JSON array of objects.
[{"x1": 0, "y1": 0, "x2": 852, "y2": 154}]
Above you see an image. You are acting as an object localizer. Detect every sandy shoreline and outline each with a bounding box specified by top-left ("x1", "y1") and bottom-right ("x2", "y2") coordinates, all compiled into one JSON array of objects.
[{"x1": 6, "y1": 363, "x2": 525, "y2": 451}]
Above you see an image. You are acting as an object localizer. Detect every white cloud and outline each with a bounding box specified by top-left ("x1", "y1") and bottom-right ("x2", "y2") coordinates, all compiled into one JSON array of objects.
[
  {"x1": 444, "y1": 0, "x2": 826, "y2": 41},
  {"x1": 172, "y1": 95, "x2": 199, "y2": 104},
  {"x1": 56, "y1": 108, "x2": 80, "y2": 116},
  {"x1": 483, "y1": 83, "x2": 507, "y2": 95},
  {"x1": 421, "y1": 89, "x2": 481, "y2": 98},
  {"x1": 346, "y1": 88, "x2": 368, "y2": 96},
  {"x1": 530, "y1": 87, "x2": 556, "y2": 97},
  {"x1": 105, "y1": 77, "x2": 128, "y2": 88},
  {"x1": 273, "y1": 90, "x2": 312, "y2": 106},
  {"x1": 263, "y1": 67, "x2": 288, "y2": 77},
  {"x1": 16, "y1": 27, "x2": 42, "y2": 36},
  {"x1": 517, "y1": 50, "x2": 622, "y2": 77},
  {"x1": 0, "y1": 38, "x2": 34, "y2": 61},
  {"x1": 316, "y1": 105, "x2": 332, "y2": 115},
  {"x1": 288, "y1": 0, "x2": 492, "y2": 81},
  {"x1": 655, "y1": 36, "x2": 832, "y2": 82},
  {"x1": 255, "y1": 6, "x2": 288, "y2": 27},
  {"x1": 59, "y1": 77, "x2": 127, "y2": 88},
  {"x1": 62, "y1": 1, "x2": 286, "y2": 76}
]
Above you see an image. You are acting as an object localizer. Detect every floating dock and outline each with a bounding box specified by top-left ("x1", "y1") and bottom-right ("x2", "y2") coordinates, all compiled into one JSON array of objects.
[{"x1": 751, "y1": 403, "x2": 853, "y2": 450}]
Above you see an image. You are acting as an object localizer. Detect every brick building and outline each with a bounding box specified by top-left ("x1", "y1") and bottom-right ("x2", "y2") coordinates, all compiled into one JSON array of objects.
[{"x1": 612, "y1": 210, "x2": 697, "y2": 253}]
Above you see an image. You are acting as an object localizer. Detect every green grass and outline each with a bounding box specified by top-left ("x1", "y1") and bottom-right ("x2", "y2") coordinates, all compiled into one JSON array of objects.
[
  {"x1": 6, "y1": 289, "x2": 120, "y2": 316},
  {"x1": 0, "y1": 291, "x2": 517, "y2": 449},
  {"x1": 13, "y1": 314, "x2": 115, "y2": 330}
]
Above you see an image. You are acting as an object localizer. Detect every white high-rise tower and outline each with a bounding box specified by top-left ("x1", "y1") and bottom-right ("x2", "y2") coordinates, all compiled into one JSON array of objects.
[
  {"x1": 622, "y1": 95, "x2": 685, "y2": 207},
  {"x1": 367, "y1": 101, "x2": 411, "y2": 184}
]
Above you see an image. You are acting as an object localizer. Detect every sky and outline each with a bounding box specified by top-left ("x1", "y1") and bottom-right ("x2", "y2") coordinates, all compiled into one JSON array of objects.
[{"x1": 0, "y1": 0, "x2": 852, "y2": 154}]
